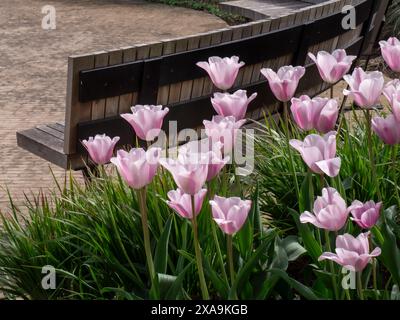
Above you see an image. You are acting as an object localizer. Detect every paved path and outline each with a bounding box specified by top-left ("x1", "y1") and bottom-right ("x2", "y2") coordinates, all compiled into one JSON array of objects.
[{"x1": 0, "y1": 0, "x2": 227, "y2": 211}]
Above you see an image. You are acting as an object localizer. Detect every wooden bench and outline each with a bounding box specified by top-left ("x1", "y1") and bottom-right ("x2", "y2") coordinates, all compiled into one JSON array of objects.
[{"x1": 16, "y1": 0, "x2": 389, "y2": 171}]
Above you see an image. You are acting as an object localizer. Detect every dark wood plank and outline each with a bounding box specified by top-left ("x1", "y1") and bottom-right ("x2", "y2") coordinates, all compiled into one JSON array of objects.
[
  {"x1": 47, "y1": 122, "x2": 65, "y2": 133},
  {"x1": 294, "y1": 0, "x2": 374, "y2": 65},
  {"x1": 17, "y1": 128, "x2": 68, "y2": 169},
  {"x1": 79, "y1": 61, "x2": 143, "y2": 102},
  {"x1": 78, "y1": 25, "x2": 303, "y2": 103},
  {"x1": 36, "y1": 125, "x2": 64, "y2": 140}
]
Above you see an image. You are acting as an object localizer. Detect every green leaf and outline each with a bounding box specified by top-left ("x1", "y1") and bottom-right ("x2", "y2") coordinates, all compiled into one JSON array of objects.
[
  {"x1": 281, "y1": 235, "x2": 307, "y2": 262},
  {"x1": 255, "y1": 274, "x2": 280, "y2": 299},
  {"x1": 290, "y1": 209, "x2": 322, "y2": 264},
  {"x1": 268, "y1": 268, "x2": 319, "y2": 300},
  {"x1": 299, "y1": 171, "x2": 314, "y2": 213},
  {"x1": 177, "y1": 249, "x2": 195, "y2": 263},
  {"x1": 165, "y1": 262, "x2": 193, "y2": 300},
  {"x1": 230, "y1": 230, "x2": 276, "y2": 298},
  {"x1": 270, "y1": 236, "x2": 288, "y2": 270},
  {"x1": 251, "y1": 182, "x2": 262, "y2": 243},
  {"x1": 237, "y1": 218, "x2": 253, "y2": 260},
  {"x1": 154, "y1": 216, "x2": 173, "y2": 274},
  {"x1": 202, "y1": 253, "x2": 229, "y2": 298},
  {"x1": 373, "y1": 207, "x2": 400, "y2": 285},
  {"x1": 157, "y1": 273, "x2": 177, "y2": 299}
]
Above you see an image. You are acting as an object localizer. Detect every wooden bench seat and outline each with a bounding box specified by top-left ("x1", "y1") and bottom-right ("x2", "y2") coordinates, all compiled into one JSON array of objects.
[
  {"x1": 16, "y1": 0, "x2": 391, "y2": 172},
  {"x1": 17, "y1": 123, "x2": 82, "y2": 170}
]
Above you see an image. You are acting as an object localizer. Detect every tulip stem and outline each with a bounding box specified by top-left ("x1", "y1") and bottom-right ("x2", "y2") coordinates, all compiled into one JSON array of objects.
[
  {"x1": 324, "y1": 230, "x2": 339, "y2": 299},
  {"x1": 283, "y1": 101, "x2": 300, "y2": 205},
  {"x1": 207, "y1": 183, "x2": 229, "y2": 285},
  {"x1": 319, "y1": 174, "x2": 325, "y2": 190},
  {"x1": 138, "y1": 188, "x2": 156, "y2": 287},
  {"x1": 344, "y1": 288, "x2": 351, "y2": 300},
  {"x1": 392, "y1": 145, "x2": 400, "y2": 209},
  {"x1": 191, "y1": 195, "x2": 210, "y2": 300},
  {"x1": 369, "y1": 237, "x2": 379, "y2": 299},
  {"x1": 365, "y1": 110, "x2": 382, "y2": 201},
  {"x1": 227, "y1": 235, "x2": 235, "y2": 287},
  {"x1": 357, "y1": 272, "x2": 364, "y2": 300}
]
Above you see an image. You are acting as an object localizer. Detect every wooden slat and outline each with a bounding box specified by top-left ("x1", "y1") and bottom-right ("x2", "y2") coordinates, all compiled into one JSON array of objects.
[
  {"x1": 179, "y1": 36, "x2": 201, "y2": 102},
  {"x1": 231, "y1": 24, "x2": 245, "y2": 88},
  {"x1": 241, "y1": 22, "x2": 262, "y2": 87},
  {"x1": 47, "y1": 122, "x2": 65, "y2": 133},
  {"x1": 157, "y1": 40, "x2": 176, "y2": 105},
  {"x1": 119, "y1": 46, "x2": 137, "y2": 114},
  {"x1": 17, "y1": 128, "x2": 68, "y2": 169},
  {"x1": 91, "y1": 51, "x2": 109, "y2": 120},
  {"x1": 168, "y1": 38, "x2": 189, "y2": 104},
  {"x1": 202, "y1": 31, "x2": 223, "y2": 96},
  {"x1": 104, "y1": 50, "x2": 123, "y2": 117},
  {"x1": 64, "y1": 54, "x2": 95, "y2": 154},
  {"x1": 191, "y1": 33, "x2": 212, "y2": 99},
  {"x1": 36, "y1": 125, "x2": 64, "y2": 140}
]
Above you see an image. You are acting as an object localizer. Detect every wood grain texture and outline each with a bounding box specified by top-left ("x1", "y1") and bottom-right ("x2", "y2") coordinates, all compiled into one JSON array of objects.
[
  {"x1": 91, "y1": 51, "x2": 109, "y2": 120},
  {"x1": 105, "y1": 50, "x2": 123, "y2": 117},
  {"x1": 168, "y1": 37, "x2": 189, "y2": 103},
  {"x1": 64, "y1": 54, "x2": 95, "y2": 154},
  {"x1": 119, "y1": 46, "x2": 137, "y2": 114},
  {"x1": 157, "y1": 40, "x2": 177, "y2": 105}
]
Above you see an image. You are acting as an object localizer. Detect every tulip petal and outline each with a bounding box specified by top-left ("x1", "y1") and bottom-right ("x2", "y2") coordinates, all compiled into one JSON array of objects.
[{"x1": 315, "y1": 157, "x2": 341, "y2": 177}]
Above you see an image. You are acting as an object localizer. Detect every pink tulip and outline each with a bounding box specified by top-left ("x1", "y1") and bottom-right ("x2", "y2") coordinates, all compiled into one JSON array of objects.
[
  {"x1": 167, "y1": 188, "x2": 207, "y2": 219},
  {"x1": 82, "y1": 134, "x2": 120, "y2": 165},
  {"x1": 372, "y1": 114, "x2": 400, "y2": 145},
  {"x1": 308, "y1": 49, "x2": 356, "y2": 83},
  {"x1": 121, "y1": 105, "x2": 169, "y2": 141},
  {"x1": 260, "y1": 65, "x2": 305, "y2": 102},
  {"x1": 348, "y1": 200, "x2": 382, "y2": 229},
  {"x1": 319, "y1": 232, "x2": 381, "y2": 272},
  {"x1": 209, "y1": 195, "x2": 252, "y2": 235},
  {"x1": 343, "y1": 68, "x2": 384, "y2": 109},
  {"x1": 300, "y1": 187, "x2": 348, "y2": 231},
  {"x1": 203, "y1": 116, "x2": 246, "y2": 155},
  {"x1": 179, "y1": 140, "x2": 230, "y2": 182},
  {"x1": 391, "y1": 92, "x2": 400, "y2": 121},
  {"x1": 160, "y1": 153, "x2": 208, "y2": 195},
  {"x1": 383, "y1": 80, "x2": 400, "y2": 121},
  {"x1": 110, "y1": 147, "x2": 161, "y2": 189},
  {"x1": 383, "y1": 79, "x2": 400, "y2": 104},
  {"x1": 211, "y1": 90, "x2": 257, "y2": 120},
  {"x1": 290, "y1": 95, "x2": 339, "y2": 133},
  {"x1": 380, "y1": 37, "x2": 400, "y2": 72},
  {"x1": 196, "y1": 56, "x2": 245, "y2": 91},
  {"x1": 290, "y1": 131, "x2": 341, "y2": 177}
]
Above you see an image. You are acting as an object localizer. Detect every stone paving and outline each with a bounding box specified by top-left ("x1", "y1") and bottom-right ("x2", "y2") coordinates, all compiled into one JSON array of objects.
[{"x1": 0, "y1": 0, "x2": 227, "y2": 211}]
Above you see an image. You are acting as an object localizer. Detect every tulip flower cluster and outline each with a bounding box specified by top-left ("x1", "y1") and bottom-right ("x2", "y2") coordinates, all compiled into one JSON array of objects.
[
  {"x1": 301, "y1": 187, "x2": 382, "y2": 271},
  {"x1": 366, "y1": 37, "x2": 400, "y2": 145},
  {"x1": 80, "y1": 55, "x2": 256, "y2": 299},
  {"x1": 75, "y1": 36, "x2": 400, "y2": 300}
]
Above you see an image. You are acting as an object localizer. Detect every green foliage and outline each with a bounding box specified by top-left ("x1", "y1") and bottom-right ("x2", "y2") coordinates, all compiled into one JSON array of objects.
[
  {"x1": 254, "y1": 109, "x2": 400, "y2": 227},
  {"x1": 253, "y1": 107, "x2": 400, "y2": 299},
  {"x1": 386, "y1": 0, "x2": 400, "y2": 38},
  {"x1": 0, "y1": 168, "x2": 306, "y2": 299},
  {"x1": 145, "y1": 0, "x2": 247, "y2": 25}
]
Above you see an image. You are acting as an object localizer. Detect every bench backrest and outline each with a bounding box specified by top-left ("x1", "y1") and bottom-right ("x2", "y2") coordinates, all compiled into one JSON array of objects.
[{"x1": 63, "y1": 0, "x2": 387, "y2": 168}]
